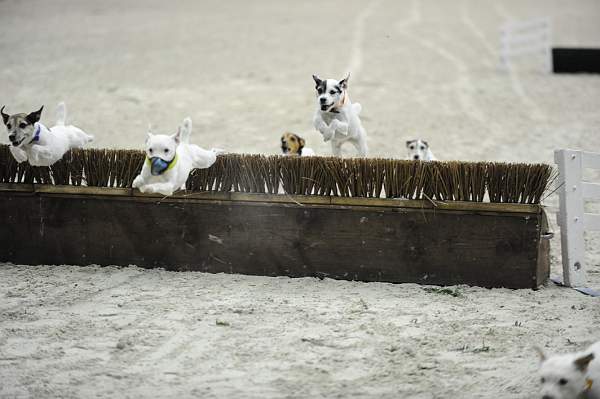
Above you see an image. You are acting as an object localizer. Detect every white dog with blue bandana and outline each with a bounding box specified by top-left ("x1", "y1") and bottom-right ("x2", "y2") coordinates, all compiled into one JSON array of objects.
[{"x1": 132, "y1": 117, "x2": 219, "y2": 196}]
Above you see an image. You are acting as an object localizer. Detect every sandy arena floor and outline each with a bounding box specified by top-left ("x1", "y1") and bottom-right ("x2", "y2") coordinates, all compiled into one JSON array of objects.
[{"x1": 1, "y1": 0, "x2": 600, "y2": 398}]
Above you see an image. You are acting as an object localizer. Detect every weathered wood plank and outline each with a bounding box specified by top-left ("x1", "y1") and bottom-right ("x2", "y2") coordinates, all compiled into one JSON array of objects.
[
  {"x1": 0, "y1": 184, "x2": 542, "y2": 214},
  {"x1": 0, "y1": 190, "x2": 549, "y2": 288}
]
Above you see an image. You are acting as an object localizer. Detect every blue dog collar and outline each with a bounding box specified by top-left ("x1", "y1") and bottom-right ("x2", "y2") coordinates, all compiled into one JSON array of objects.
[{"x1": 29, "y1": 124, "x2": 41, "y2": 144}]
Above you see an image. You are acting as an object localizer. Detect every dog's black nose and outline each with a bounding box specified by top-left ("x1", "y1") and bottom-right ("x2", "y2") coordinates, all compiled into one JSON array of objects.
[
  {"x1": 413, "y1": 155, "x2": 420, "y2": 160},
  {"x1": 319, "y1": 97, "x2": 327, "y2": 104},
  {"x1": 8, "y1": 134, "x2": 15, "y2": 141}
]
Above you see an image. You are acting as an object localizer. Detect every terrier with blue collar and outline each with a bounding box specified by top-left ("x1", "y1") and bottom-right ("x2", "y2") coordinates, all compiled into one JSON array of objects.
[
  {"x1": 1, "y1": 102, "x2": 93, "y2": 166},
  {"x1": 132, "y1": 117, "x2": 220, "y2": 196}
]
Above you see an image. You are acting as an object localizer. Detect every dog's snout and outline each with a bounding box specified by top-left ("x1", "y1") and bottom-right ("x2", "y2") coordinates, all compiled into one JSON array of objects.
[
  {"x1": 413, "y1": 155, "x2": 420, "y2": 160},
  {"x1": 8, "y1": 134, "x2": 15, "y2": 141},
  {"x1": 319, "y1": 97, "x2": 327, "y2": 104}
]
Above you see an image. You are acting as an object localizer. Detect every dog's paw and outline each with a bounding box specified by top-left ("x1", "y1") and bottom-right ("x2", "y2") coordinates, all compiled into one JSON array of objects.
[
  {"x1": 143, "y1": 185, "x2": 157, "y2": 194},
  {"x1": 132, "y1": 176, "x2": 143, "y2": 189},
  {"x1": 321, "y1": 128, "x2": 334, "y2": 142},
  {"x1": 9, "y1": 147, "x2": 28, "y2": 163},
  {"x1": 330, "y1": 120, "x2": 348, "y2": 135}
]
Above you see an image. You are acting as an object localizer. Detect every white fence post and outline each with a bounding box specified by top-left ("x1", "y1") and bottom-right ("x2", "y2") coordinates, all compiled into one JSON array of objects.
[{"x1": 555, "y1": 149, "x2": 600, "y2": 287}]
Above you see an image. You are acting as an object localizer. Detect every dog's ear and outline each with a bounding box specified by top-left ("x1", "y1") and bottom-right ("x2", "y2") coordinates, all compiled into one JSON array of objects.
[
  {"x1": 423, "y1": 140, "x2": 429, "y2": 148},
  {"x1": 533, "y1": 346, "x2": 547, "y2": 363},
  {"x1": 312, "y1": 74, "x2": 322, "y2": 88},
  {"x1": 1, "y1": 106, "x2": 8, "y2": 125},
  {"x1": 574, "y1": 353, "x2": 594, "y2": 372},
  {"x1": 339, "y1": 73, "x2": 350, "y2": 89},
  {"x1": 26, "y1": 106, "x2": 43, "y2": 125},
  {"x1": 406, "y1": 140, "x2": 414, "y2": 148},
  {"x1": 172, "y1": 127, "x2": 182, "y2": 145}
]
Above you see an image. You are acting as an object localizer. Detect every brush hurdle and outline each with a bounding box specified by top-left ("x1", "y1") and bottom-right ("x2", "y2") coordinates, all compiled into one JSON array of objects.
[{"x1": 0, "y1": 146, "x2": 554, "y2": 289}]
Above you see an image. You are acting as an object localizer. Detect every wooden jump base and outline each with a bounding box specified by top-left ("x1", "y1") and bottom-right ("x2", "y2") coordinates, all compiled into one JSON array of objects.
[{"x1": 0, "y1": 183, "x2": 550, "y2": 289}]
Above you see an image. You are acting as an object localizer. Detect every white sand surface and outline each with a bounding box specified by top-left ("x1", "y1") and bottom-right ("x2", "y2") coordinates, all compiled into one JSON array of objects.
[{"x1": 1, "y1": 0, "x2": 600, "y2": 398}]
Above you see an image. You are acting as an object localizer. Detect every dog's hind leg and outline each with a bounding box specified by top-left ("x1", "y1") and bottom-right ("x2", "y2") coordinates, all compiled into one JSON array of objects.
[
  {"x1": 331, "y1": 141, "x2": 343, "y2": 157},
  {"x1": 190, "y1": 145, "x2": 218, "y2": 169},
  {"x1": 69, "y1": 128, "x2": 94, "y2": 148},
  {"x1": 55, "y1": 102, "x2": 67, "y2": 126},
  {"x1": 353, "y1": 134, "x2": 368, "y2": 157}
]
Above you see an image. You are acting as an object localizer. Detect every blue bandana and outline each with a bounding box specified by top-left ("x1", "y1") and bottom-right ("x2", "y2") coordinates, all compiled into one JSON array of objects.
[{"x1": 146, "y1": 154, "x2": 178, "y2": 176}]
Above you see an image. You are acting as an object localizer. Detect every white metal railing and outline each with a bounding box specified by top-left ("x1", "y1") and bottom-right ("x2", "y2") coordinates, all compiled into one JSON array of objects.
[
  {"x1": 500, "y1": 17, "x2": 552, "y2": 73},
  {"x1": 555, "y1": 149, "x2": 600, "y2": 287}
]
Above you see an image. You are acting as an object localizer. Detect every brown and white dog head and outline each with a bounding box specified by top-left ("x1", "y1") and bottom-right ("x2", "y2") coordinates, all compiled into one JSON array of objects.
[
  {"x1": 1, "y1": 105, "x2": 43, "y2": 147},
  {"x1": 281, "y1": 132, "x2": 307, "y2": 156}
]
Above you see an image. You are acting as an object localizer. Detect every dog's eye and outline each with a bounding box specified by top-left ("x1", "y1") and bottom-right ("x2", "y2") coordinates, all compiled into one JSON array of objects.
[
  {"x1": 559, "y1": 378, "x2": 568, "y2": 386},
  {"x1": 149, "y1": 148, "x2": 153, "y2": 153},
  {"x1": 6, "y1": 124, "x2": 11, "y2": 129},
  {"x1": 409, "y1": 145, "x2": 415, "y2": 150},
  {"x1": 290, "y1": 137, "x2": 296, "y2": 142},
  {"x1": 420, "y1": 146, "x2": 425, "y2": 150},
  {"x1": 329, "y1": 90, "x2": 335, "y2": 95},
  {"x1": 19, "y1": 122, "x2": 27, "y2": 129},
  {"x1": 164, "y1": 149, "x2": 169, "y2": 153}
]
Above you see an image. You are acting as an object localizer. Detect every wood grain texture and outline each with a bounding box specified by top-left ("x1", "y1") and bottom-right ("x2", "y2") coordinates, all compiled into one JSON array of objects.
[{"x1": 0, "y1": 191, "x2": 549, "y2": 288}]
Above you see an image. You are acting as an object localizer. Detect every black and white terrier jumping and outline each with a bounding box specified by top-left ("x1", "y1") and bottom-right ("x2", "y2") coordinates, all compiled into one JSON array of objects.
[
  {"x1": 312, "y1": 74, "x2": 368, "y2": 157},
  {"x1": 1, "y1": 102, "x2": 93, "y2": 166}
]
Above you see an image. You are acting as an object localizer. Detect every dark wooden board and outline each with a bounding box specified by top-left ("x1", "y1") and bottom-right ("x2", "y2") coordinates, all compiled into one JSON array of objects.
[
  {"x1": 553, "y1": 48, "x2": 600, "y2": 74},
  {"x1": 0, "y1": 191, "x2": 549, "y2": 289}
]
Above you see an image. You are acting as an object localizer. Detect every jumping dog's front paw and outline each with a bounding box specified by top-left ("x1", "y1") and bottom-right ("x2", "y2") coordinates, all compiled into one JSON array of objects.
[
  {"x1": 330, "y1": 120, "x2": 348, "y2": 135},
  {"x1": 321, "y1": 128, "x2": 335, "y2": 142},
  {"x1": 132, "y1": 176, "x2": 144, "y2": 189},
  {"x1": 9, "y1": 147, "x2": 28, "y2": 163}
]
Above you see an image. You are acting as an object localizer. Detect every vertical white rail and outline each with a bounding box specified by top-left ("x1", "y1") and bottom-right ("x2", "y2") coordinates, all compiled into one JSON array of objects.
[{"x1": 555, "y1": 149, "x2": 600, "y2": 287}]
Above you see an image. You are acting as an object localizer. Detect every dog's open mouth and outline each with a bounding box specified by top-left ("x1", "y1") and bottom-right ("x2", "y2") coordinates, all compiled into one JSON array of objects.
[
  {"x1": 11, "y1": 137, "x2": 25, "y2": 147},
  {"x1": 281, "y1": 145, "x2": 289, "y2": 154},
  {"x1": 320, "y1": 104, "x2": 334, "y2": 111}
]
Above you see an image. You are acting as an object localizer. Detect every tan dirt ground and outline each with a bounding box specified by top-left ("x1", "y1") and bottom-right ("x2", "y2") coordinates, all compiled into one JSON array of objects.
[{"x1": 1, "y1": 0, "x2": 599, "y2": 398}]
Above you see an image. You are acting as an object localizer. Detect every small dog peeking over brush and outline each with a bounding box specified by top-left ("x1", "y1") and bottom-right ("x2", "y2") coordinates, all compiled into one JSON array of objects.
[
  {"x1": 406, "y1": 139, "x2": 436, "y2": 161},
  {"x1": 132, "y1": 117, "x2": 221, "y2": 196},
  {"x1": 280, "y1": 132, "x2": 314, "y2": 156}
]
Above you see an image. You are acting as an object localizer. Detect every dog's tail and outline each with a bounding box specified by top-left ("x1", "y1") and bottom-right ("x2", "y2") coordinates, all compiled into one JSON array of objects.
[
  {"x1": 55, "y1": 102, "x2": 67, "y2": 126},
  {"x1": 352, "y1": 103, "x2": 362, "y2": 115},
  {"x1": 180, "y1": 117, "x2": 192, "y2": 143}
]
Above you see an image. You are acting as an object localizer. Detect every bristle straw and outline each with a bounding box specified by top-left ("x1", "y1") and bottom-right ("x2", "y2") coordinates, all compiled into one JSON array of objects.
[{"x1": 0, "y1": 144, "x2": 553, "y2": 204}]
